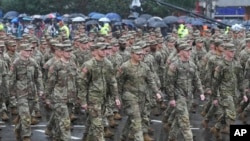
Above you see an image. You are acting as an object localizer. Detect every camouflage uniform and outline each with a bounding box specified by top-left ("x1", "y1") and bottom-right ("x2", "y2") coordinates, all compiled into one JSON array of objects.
[
  {"x1": 118, "y1": 46, "x2": 159, "y2": 141},
  {"x1": 167, "y1": 43, "x2": 204, "y2": 141},
  {"x1": 211, "y1": 43, "x2": 246, "y2": 139},
  {"x1": 45, "y1": 45, "x2": 77, "y2": 141},
  {"x1": 78, "y1": 42, "x2": 119, "y2": 141},
  {"x1": 9, "y1": 44, "x2": 44, "y2": 140}
]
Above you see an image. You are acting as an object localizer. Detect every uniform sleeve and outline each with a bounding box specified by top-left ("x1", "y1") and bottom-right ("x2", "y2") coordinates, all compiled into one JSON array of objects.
[
  {"x1": 193, "y1": 66, "x2": 204, "y2": 95},
  {"x1": 235, "y1": 62, "x2": 246, "y2": 97},
  {"x1": 106, "y1": 63, "x2": 119, "y2": 100},
  {"x1": 45, "y1": 64, "x2": 57, "y2": 99},
  {"x1": 166, "y1": 63, "x2": 177, "y2": 100},
  {"x1": 34, "y1": 62, "x2": 44, "y2": 92},
  {"x1": 145, "y1": 65, "x2": 159, "y2": 95},
  {"x1": 213, "y1": 65, "x2": 223, "y2": 98},
  {"x1": 9, "y1": 62, "x2": 17, "y2": 97},
  {"x1": 77, "y1": 63, "x2": 91, "y2": 105}
]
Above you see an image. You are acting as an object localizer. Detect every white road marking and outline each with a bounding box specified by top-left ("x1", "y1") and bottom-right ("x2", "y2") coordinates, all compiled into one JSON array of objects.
[
  {"x1": 151, "y1": 120, "x2": 200, "y2": 130},
  {"x1": 10, "y1": 124, "x2": 85, "y2": 128},
  {"x1": 35, "y1": 129, "x2": 81, "y2": 140}
]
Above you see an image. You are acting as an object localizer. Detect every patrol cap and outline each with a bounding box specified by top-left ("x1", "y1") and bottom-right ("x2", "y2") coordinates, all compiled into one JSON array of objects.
[
  {"x1": 80, "y1": 38, "x2": 89, "y2": 44},
  {"x1": 131, "y1": 46, "x2": 144, "y2": 54},
  {"x1": 214, "y1": 39, "x2": 224, "y2": 46},
  {"x1": 135, "y1": 41, "x2": 147, "y2": 48},
  {"x1": 195, "y1": 38, "x2": 203, "y2": 43},
  {"x1": 63, "y1": 44, "x2": 73, "y2": 52},
  {"x1": 91, "y1": 42, "x2": 108, "y2": 51},
  {"x1": 54, "y1": 44, "x2": 64, "y2": 50},
  {"x1": 95, "y1": 37, "x2": 105, "y2": 42},
  {"x1": 178, "y1": 43, "x2": 191, "y2": 51},
  {"x1": 223, "y1": 43, "x2": 236, "y2": 51},
  {"x1": 110, "y1": 40, "x2": 119, "y2": 46},
  {"x1": 148, "y1": 40, "x2": 157, "y2": 46},
  {"x1": 118, "y1": 38, "x2": 126, "y2": 44},
  {"x1": 245, "y1": 38, "x2": 250, "y2": 43},
  {"x1": 7, "y1": 41, "x2": 17, "y2": 47},
  {"x1": 19, "y1": 44, "x2": 32, "y2": 51},
  {"x1": 0, "y1": 41, "x2": 5, "y2": 47},
  {"x1": 156, "y1": 38, "x2": 164, "y2": 43},
  {"x1": 63, "y1": 40, "x2": 72, "y2": 44},
  {"x1": 50, "y1": 39, "x2": 59, "y2": 46}
]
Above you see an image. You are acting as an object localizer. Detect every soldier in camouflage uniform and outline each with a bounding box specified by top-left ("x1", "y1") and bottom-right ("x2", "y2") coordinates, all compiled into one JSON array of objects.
[
  {"x1": 0, "y1": 42, "x2": 9, "y2": 122},
  {"x1": 166, "y1": 43, "x2": 205, "y2": 141},
  {"x1": 118, "y1": 45, "x2": 161, "y2": 141},
  {"x1": 210, "y1": 43, "x2": 248, "y2": 140},
  {"x1": 9, "y1": 44, "x2": 44, "y2": 141},
  {"x1": 78, "y1": 42, "x2": 120, "y2": 141},
  {"x1": 45, "y1": 44, "x2": 77, "y2": 141}
]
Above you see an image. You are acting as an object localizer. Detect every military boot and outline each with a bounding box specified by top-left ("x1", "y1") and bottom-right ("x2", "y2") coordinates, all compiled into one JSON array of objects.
[
  {"x1": 148, "y1": 127, "x2": 154, "y2": 135},
  {"x1": 201, "y1": 120, "x2": 209, "y2": 129},
  {"x1": 220, "y1": 126, "x2": 229, "y2": 134},
  {"x1": 1, "y1": 111, "x2": 9, "y2": 121},
  {"x1": 108, "y1": 116, "x2": 118, "y2": 128},
  {"x1": 113, "y1": 112, "x2": 122, "y2": 120},
  {"x1": 22, "y1": 136, "x2": 31, "y2": 141},
  {"x1": 143, "y1": 133, "x2": 154, "y2": 141},
  {"x1": 70, "y1": 114, "x2": 78, "y2": 122},
  {"x1": 104, "y1": 127, "x2": 114, "y2": 138},
  {"x1": 34, "y1": 111, "x2": 42, "y2": 118},
  {"x1": 45, "y1": 128, "x2": 52, "y2": 137},
  {"x1": 152, "y1": 107, "x2": 161, "y2": 116},
  {"x1": 210, "y1": 127, "x2": 221, "y2": 140},
  {"x1": 31, "y1": 117, "x2": 39, "y2": 125},
  {"x1": 11, "y1": 107, "x2": 18, "y2": 115},
  {"x1": 239, "y1": 111, "x2": 247, "y2": 124},
  {"x1": 163, "y1": 123, "x2": 171, "y2": 132},
  {"x1": 160, "y1": 102, "x2": 167, "y2": 110},
  {"x1": 12, "y1": 116, "x2": 20, "y2": 125},
  {"x1": 14, "y1": 128, "x2": 21, "y2": 140},
  {"x1": 200, "y1": 111, "x2": 206, "y2": 117}
]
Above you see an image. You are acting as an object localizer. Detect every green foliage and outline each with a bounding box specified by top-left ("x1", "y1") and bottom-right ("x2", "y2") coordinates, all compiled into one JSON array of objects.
[{"x1": 0, "y1": 0, "x2": 196, "y2": 17}]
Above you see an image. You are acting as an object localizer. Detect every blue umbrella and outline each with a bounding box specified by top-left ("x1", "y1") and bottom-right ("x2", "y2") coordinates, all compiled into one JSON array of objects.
[
  {"x1": 4, "y1": 11, "x2": 19, "y2": 19},
  {"x1": 11, "y1": 17, "x2": 19, "y2": 23},
  {"x1": 163, "y1": 16, "x2": 178, "y2": 24},
  {"x1": 134, "y1": 17, "x2": 147, "y2": 27},
  {"x1": 106, "y1": 13, "x2": 121, "y2": 22},
  {"x1": 91, "y1": 13, "x2": 105, "y2": 20},
  {"x1": 191, "y1": 19, "x2": 203, "y2": 26},
  {"x1": 88, "y1": 12, "x2": 100, "y2": 17}
]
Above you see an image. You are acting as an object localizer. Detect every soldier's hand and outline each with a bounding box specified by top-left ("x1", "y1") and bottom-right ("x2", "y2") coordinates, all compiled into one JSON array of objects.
[
  {"x1": 213, "y1": 99, "x2": 218, "y2": 106},
  {"x1": 169, "y1": 100, "x2": 176, "y2": 107},
  {"x1": 115, "y1": 99, "x2": 121, "y2": 109},
  {"x1": 243, "y1": 95, "x2": 248, "y2": 102},
  {"x1": 45, "y1": 99, "x2": 51, "y2": 108},
  {"x1": 156, "y1": 93, "x2": 162, "y2": 101},
  {"x1": 81, "y1": 104, "x2": 88, "y2": 110},
  {"x1": 38, "y1": 91, "x2": 44, "y2": 97},
  {"x1": 200, "y1": 94, "x2": 205, "y2": 101}
]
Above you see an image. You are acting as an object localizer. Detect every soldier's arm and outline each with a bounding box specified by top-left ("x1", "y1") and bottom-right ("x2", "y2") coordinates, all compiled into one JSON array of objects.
[
  {"x1": 77, "y1": 63, "x2": 91, "y2": 106},
  {"x1": 107, "y1": 63, "x2": 119, "y2": 100},
  {"x1": 213, "y1": 65, "x2": 223, "y2": 98},
  {"x1": 193, "y1": 66, "x2": 204, "y2": 95},
  {"x1": 145, "y1": 65, "x2": 160, "y2": 95},
  {"x1": 34, "y1": 62, "x2": 44, "y2": 92},
  {"x1": 9, "y1": 62, "x2": 17, "y2": 97},
  {"x1": 45, "y1": 64, "x2": 57, "y2": 99},
  {"x1": 236, "y1": 62, "x2": 247, "y2": 97},
  {"x1": 166, "y1": 63, "x2": 177, "y2": 100}
]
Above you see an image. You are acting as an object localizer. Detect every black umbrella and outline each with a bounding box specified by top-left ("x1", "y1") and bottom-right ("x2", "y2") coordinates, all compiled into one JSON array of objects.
[
  {"x1": 134, "y1": 17, "x2": 147, "y2": 27},
  {"x1": 85, "y1": 20, "x2": 99, "y2": 25},
  {"x1": 163, "y1": 16, "x2": 178, "y2": 24},
  {"x1": 139, "y1": 14, "x2": 152, "y2": 20},
  {"x1": 3, "y1": 11, "x2": 19, "y2": 19},
  {"x1": 148, "y1": 21, "x2": 167, "y2": 28},
  {"x1": 147, "y1": 16, "x2": 162, "y2": 24}
]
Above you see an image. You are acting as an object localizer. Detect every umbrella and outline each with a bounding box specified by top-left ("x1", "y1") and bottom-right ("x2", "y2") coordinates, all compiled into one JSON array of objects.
[
  {"x1": 163, "y1": 16, "x2": 178, "y2": 24},
  {"x1": 122, "y1": 19, "x2": 134, "y2": 25},
  {"x1": 63, "y1": 14, "x2": 70, "y2": 17},
  {"x1": 32, "y1": 15, "x2": 43, "y2": 19},
  {"x1": 147, "y1": 16, "x2": 162, "y2": 24},
  {"x1": 62, "y1": 17, "x2": 70, "y2": 23},
  {"x1": 11, "y1": 17, "x2": 19, "y2": 23},
  {"x1": 91, "y1": 13, "x2": 105, "y2": 20},
  {"x1": 134, "y1": 17, "x2": 147, "y2": 27},
  {"x1": 72, "y1": 17, "x2": 86, "y2": 22},
  {"x1": 22, "y1": 16, "x2": 33, "y2": 21},
  {"x1": 88, "y1": 12, "x2": 100, "y2": 17},
  {"x1": 128, "y1": 12, "x2": 139, "y2": 19},
  {"x1": 191, "y1": 19, "x2": 203, "y2": 26},
  {"x1": 139, "y1": 14, "x2": 152, "y2": 20},
  {"x1": 3, "y1": 11, "x2": 19, "y2": 19},
  {"x1": 114, "y1": 21, "x2": 122, "y2": 26},
  {"x1": 85, "y1": 20, "x2": 99, "y2": 25},
  {"x1": 69, "y1": 13, "x2": 87, "y2": 18},
  {"x1": 99, "y1": 17, "x2": 110, "y2": 23},
  {"x1": 148, "y1": 21, "x2": 167, "y2": 28},
  {"x1": 106, "y1": 13, "x2": 121, "y2": 22},
  {"x1": 18, "y1": 13, "x2": 28, "y2": 18},
  {"x1": 44, "y1": 13, "x2": 56, "y2": 19}
]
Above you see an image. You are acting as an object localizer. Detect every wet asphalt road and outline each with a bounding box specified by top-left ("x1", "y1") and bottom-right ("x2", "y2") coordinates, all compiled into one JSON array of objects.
[{"x1": 0, "y1": 100, "x2": 247, "y2": 141}]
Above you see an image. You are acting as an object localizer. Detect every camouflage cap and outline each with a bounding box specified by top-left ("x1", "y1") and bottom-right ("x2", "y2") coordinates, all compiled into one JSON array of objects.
[
  {"x1": 50, "y1": 39, "x2": 59, "y2": 46},
  {"x1": 148, "y1": 40, "x2": 157, "y2": 46},
  {"x1": 214, "y1": 39, "x2": 224, "y2": 46},
  {"x1": 223, "y1": 43, "x2": 235, "y2": 51},
  {"x1": 19, "y1": 44, "x2": 32, "y2": 51},
  {"x1": 167, "y1": 37, "x2": 176, "y2": 43},
  {"x1": 195, "y1": 38, "x2": 204, "y2": 43},
  {"x1": 245, "y1": 38, "x2": 250, "y2": 43},
  {"x1": 54, "y1": 44, "x2": 64, "y2": 50},
  {"x1": 118, "y1": 38, "x2": 127, "y2": 44},
  {"x1": 80, "y1": 38, "x2": 89, "y2": 44},
  {"x1": 157, "y1": 38, "x2": 163, "y2": 43},
  {"x1": 95, "y1": 37, "x2": 106, "y2": 42},
  {"x1": 135, "y1": 41, "x2": 147, "y2": 48},
  {"x1": 0, "y1": 41, "x2": 5, "y2": 47},
  {"x1": 63, "y1": 44, "x2": 73, "y2": 52},
  {"x1": 7, "y1": 41, "x2": 17, "y2": 46},
  {"x1": 131, "y1": 46, "x2": 143, "y2": 54},
  {"x1": 63, "y1": 40, "x2": 71, "y2": 44},
  {"x1": 110, "y1": 40, "x2": 119, "y2": 46},
  {"x1": 29, "y1": 38, "x2": 38, "y2": 43},
  {"x1": 178, "y1": 43, "x2": 191, "y2": 51},
  {"x1": 91, "y1": 42, "x2": 108, "y2": 51}
]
